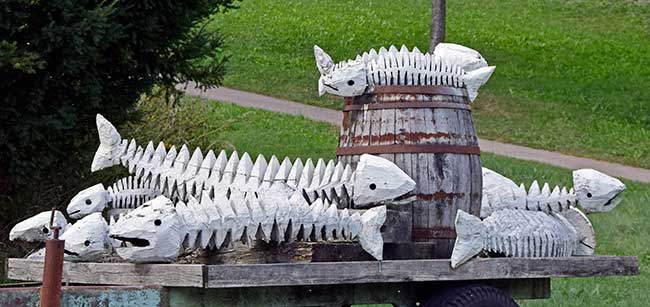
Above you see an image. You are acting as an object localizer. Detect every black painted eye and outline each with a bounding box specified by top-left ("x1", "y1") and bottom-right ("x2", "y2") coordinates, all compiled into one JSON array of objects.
[
  {"x1": 587, "y1": 193, "x2": 592, "y2": 198},
  {"x1": 84, "y1": 240, "x2": 91, "y2": 247},
  {"x1": 369, "y1": 183, "x2": 377, "y2": 190},
  {"x1": 85, "y1": 199, "x2": 92, "y2": 205},
  {"x1": 154, "y1": 219, "x2": 162, "y2": 226},
  {"x1": 42, "y1": 227, "x2": 49, "y2": 234},
  {"x1": 347, "y1": 80, "x2": 355, "y2": 86}
]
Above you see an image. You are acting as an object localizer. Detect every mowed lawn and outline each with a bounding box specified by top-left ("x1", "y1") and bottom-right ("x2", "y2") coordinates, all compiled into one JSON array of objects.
[
  {"x1": 143, "y1": 96, "x2": 649, "y2": 306},
  {"x1": 207, "y1": 0, "x2": 650, "y2": 169}
]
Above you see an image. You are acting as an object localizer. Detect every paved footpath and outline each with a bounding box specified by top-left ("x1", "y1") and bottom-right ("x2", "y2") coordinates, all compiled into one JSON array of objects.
[{"x1": 181, "y1": 83, "x2": 650, "y2": 183}]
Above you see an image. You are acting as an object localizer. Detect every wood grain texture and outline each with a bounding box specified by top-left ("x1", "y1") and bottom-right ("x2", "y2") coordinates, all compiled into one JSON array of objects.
[
  {"x1": 205, "y1": 256, "x2": 637, "y2": 288},
  {"x1": 337, "y1": 90, "x2": 482, "y2": 259},
  {"x1": 6, "y1": 259, "x2": 204, "y2": 287},
  {"x1": 7, "y1": 256, "x2": 636, "y2": 289}
]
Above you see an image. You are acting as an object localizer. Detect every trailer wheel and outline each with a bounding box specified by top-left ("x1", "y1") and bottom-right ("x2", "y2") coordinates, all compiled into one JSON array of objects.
[{"x1": 423, "y1": 284, "x2": 519, "y2": 307}]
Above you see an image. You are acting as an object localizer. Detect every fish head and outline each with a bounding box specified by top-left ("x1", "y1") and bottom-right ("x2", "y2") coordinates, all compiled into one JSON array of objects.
[
  {"x1": 10, "y1": 210, "x2": 68, "y2": 242},
  {"x1": 315, "y1": 45, "x2": 367, "y2": 97},
  {"x1": 573, "y1": 169, "x2": 626, "y2": 213},
  {"x1": 67, "y1": 184, "x2": 110, "y2": 219},
  {"x1": 60, "y1": 213, "x2": 112, "y2": 261},
  {"x1": 352, "y1": 154, "x2": 416, "y2": 207},
  {"x1": 433, "y1": 43, "x2": 488, "y2": 71},
  {"x1": 109, "y1": 196, "x2": 184, "y2": 263}
]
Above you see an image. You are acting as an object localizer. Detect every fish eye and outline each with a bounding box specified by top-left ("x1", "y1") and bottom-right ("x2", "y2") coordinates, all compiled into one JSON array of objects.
[
  {"x1": 347, "y1": 80, "x2": 355, "y2": 86},
  {"x1": 85, "y1": 199, "x2": 92, "y2": 205},
  {"x1": 369, "y1": 183, "x2": 376, "y2": 190},
  {"x1": 84, "y1": 240, "x2": 91, "y2": 246},
  {"x1": 587, "y1": 193, "x2": 592, "y2": 198},
  {"x1": 42, "y1": 227, "x2": 49, "y2": 234},
  {"x1": 154, "y1": 219, "x2": 162, "y2": 226}
]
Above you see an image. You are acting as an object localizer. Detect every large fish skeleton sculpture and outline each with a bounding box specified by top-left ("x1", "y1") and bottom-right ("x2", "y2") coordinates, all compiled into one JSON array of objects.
[
  {"x1": 68, "y1": 114, "x2": 415, "y2": 219},
  {"x1": 314, "y1": 43, "x2": 495, "y2": 101},
  {"x1": 451, "y1": 209, "x2": 580, "y2": 268},
  {"x1": 481, "y1": 167, "x2": 626, "y2": 218},
  {"x1": 451, "y1": 168, "x2": 626, "y2": 267},
  {"x1": 110, "y1": 195, "x2": 387, "y2": 262}
]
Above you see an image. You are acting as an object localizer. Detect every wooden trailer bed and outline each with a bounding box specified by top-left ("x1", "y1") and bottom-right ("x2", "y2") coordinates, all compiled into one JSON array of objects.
[{"x1": 5, "y1": 255, "x2": 638, "y2": 306}]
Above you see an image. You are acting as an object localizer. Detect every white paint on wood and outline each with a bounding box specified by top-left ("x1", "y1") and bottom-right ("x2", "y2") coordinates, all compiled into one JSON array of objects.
[
  {"x1": 10, "y1": 210, "x2": 68, "y2": 242},
  {"x1": 451, "y1": 209, "x2": 579, "y2": 268},
  {"x1": 313, "y1": 44, "x2": 495, "y2": 102}
]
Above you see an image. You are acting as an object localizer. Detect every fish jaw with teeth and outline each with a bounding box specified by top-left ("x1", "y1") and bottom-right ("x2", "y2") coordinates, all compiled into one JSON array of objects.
[
  {"x1": 10, "y1": 210, "x2": 68, "y2": 242},
  {"x1": 573, "y1": 169, "x2": 626, "y2": 213},
  {"x1": 109, "y1": 196, "x2": 185, "y2": 263},
  {"x1": 67, "y1": 183, "x2": 111, "y2": 219}
]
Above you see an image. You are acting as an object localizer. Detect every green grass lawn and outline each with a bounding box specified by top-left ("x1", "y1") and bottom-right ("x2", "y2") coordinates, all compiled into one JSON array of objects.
[
  {"x1": 208, "y1": 0, "x2": 650, "y2": 168},
  {"x1": 137, "y1": 96, "x2": 650, "y2": 306}
]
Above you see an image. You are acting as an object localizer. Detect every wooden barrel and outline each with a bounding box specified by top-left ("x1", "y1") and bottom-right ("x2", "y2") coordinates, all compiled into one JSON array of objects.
[{"x1": 336, "y1": 85, "x2": 482, "y2": 258}]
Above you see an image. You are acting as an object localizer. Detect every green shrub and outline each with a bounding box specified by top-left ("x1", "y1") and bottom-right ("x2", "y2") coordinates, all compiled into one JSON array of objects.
[{"x1": 0, "y1": 0, "x2": 236, "y2": 190}]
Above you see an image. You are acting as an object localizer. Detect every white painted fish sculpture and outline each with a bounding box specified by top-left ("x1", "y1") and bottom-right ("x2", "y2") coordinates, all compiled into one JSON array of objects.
[
  {"x1": 451, "y1": 209, "x2": 581, "y2": 268},
  {"x1": 314, "y1": 43, "x2": 495, "y2": 101},
  {"x1": 27, "y1": 213, "x2": 115, "y2": 262},
  {"x1": 481, "y1": 167, "x2": 626, "y2": 218},
  {"x1": 109, "y1": 195, "x2": 387, "y2": 263},
  {"x1": 9, "y1": 210, "x2": 68, "y2": 243},
  {"x1": 69, "y1": 114, "x2": 415, "y2": 219}
]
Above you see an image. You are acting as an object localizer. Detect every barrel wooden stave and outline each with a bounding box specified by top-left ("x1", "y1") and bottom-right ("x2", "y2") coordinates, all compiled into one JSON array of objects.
[{"x1": 337, "y1": 89, "x2": 481, "y2": 258}]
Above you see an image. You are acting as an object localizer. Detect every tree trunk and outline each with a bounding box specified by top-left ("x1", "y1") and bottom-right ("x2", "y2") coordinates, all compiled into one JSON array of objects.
[{"x1": 429, "y1": 0, "x2": 446, "y2": 53}]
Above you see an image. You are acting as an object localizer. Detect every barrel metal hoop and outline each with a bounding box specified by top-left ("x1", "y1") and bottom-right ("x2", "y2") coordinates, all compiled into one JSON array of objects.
[
  {"x1": 412, "y1": 227, "x2": 457, "y2": 240},
  {"x1": 343, "y1": 101, "x2": 471, "y2": 112},
  {"x1": 370, "y1": 85, "x2": 468, "y2": 97},
  {"x1": 336, "y1": 144, "x2": 481, "y2": 156}
]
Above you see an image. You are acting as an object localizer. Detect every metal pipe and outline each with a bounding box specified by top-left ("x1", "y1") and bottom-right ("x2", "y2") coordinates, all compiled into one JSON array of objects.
[{"x1": 40, "y1": 208, "x2": 64, "y2": 307}]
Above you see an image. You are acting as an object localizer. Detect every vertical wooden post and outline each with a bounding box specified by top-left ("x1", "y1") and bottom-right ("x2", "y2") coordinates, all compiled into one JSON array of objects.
[
  {"x1": 40, "y1": 209, "x2": 64, "y2": 307},
  {"x1": 429, "y1": 0, "x2": 446, "y2": 52}
]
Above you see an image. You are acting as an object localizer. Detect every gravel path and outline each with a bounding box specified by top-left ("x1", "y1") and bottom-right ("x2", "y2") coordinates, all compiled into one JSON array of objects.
[{"x1": 180, "y1": 83, "x2": 650, "y2": 183}]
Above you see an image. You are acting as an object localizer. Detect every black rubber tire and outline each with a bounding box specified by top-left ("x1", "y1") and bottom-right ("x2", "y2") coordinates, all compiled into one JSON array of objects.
[{"x1": 423, "y1": 284, "x2": 519, "y2": 307}]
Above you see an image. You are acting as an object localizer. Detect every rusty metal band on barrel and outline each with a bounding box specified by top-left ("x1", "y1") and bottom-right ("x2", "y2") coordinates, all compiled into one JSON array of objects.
[
  {"x1": 370, "y1": 85, "x2": 468, "y2": 97},
  {"x1": 336, "y1": 144, "x2": 481, "y2": 156},
  {"x1": 412, "y1": 227, "x2": 457, "y2": 240},
  {"x1": 343, "y1": 101, "x2": 471, "y2": 112}
]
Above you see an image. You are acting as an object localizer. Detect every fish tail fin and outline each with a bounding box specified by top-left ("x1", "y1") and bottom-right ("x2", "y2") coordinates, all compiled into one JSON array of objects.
[
  {"x1": 451, "y1": 210, "x2": 485, "y2": 268},
  {"x1": 465, "y1": 66, "x2": 495, "y2": 102},
  {"x1": 91, "y1": 114, "x2": 123, "y2": 172},
  {"x1": 358, "y1": 205, "x2": 387, "y2": 260}
]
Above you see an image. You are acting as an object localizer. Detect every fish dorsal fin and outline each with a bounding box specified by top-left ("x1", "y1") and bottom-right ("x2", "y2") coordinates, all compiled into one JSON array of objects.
[
  {"x1": 262, "y1": 155, "x2": 281, "y2": 184},
  {"x1": 299, "y1": 158, "x2": 316, "y2": 190},
  {"x1": 233, "y1": 152, "x2": 253, "y2": 185},
  {"x1": 172, "y1": 145, "x2": 191, "y2": 176},
  {"x1": 309, "y1": 159, "x2": 327, "y2": 190},
  {"x1": 197, "y1": 150, "x2": 216, "y2": 181},
  {"x1": 272, "y1": 156, "x2": 291, "y2": 183},
  {"x1": 208, "y1": 150, "x2": 228, "y2": 184},
  {"x1": 287, "y1": 158, "x2": 304, "y2": 188},
  {"x1": 183, "y1": 147, "x2": 204, "y2": 180},
  {"x1": 221, "y1": 151, "x2": 240, "y2": 184},
  {"x1": 248, "y1": 154, "x2": 268, "y2": 188}
]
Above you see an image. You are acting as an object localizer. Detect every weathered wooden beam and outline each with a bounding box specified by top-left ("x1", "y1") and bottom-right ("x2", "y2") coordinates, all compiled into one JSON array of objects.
[
  {"x1": 6, "y1": 259, "x2": 203, "y2": 288},
  {"x1": 205, "y1": 256, "x2": 637, "y2": 288},
  {"x1": 7, "y1": 256, "x2": 636, "y2": 289}
]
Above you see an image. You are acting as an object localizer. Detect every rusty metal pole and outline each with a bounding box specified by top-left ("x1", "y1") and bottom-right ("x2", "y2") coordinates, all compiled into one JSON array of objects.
[{"x1": 40, "y1": 208, "x2": 64, "y2": 307}]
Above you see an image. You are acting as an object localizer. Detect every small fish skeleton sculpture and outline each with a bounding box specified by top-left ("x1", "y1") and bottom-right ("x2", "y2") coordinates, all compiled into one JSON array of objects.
[
  {"x1": 451, "y1": 209, "x2": 580, "y2": 268},
  {"x1": 68, "y1": 176, "x2": 160, "y2": 219},
  {"x1": 10, "y1": 210, "x2": 68, "y2": 243},
  {"x1": 481, "y1": 167, "x2": 626, "y2": 218},
  {"x1": 28, "y1": 213, "x2": 115, "y2": 262},
  {"x1": 314, "y1": 43, "x2": 495, "y2": 101},
  {"x1": 71, "y1": 114, "x2": 415, "y2": 219},
  {"x1": 109, "y1": 195, "x2": 387, "y2": 263}
]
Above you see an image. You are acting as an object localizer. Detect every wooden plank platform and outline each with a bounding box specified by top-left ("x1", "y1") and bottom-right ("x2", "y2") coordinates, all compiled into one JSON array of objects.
[
  {"x1": 6, "y1": 256, "x2": 637, "y2": 289},
  {"x1": 6, "y1": 259, "x2": 204, "y2": 288}
]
